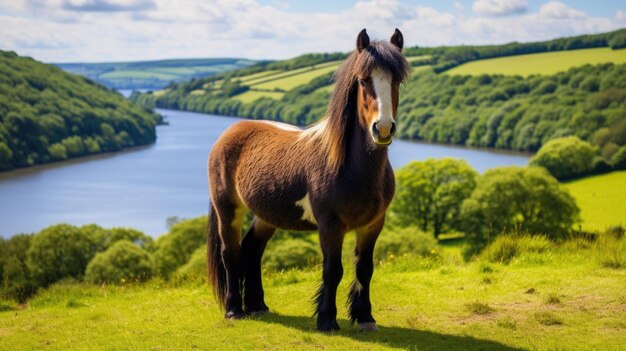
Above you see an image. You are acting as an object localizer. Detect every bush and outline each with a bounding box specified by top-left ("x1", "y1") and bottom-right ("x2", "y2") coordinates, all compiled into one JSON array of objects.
[
  {"x1": 26, "y1": 224, "x2": 106, "y2": 287},
  {"x1": 460, "y1": 167, "x2": 580, "y2": 255},
  {"x1": 611, "y1": 145, "x2": 626, "y2": 170},
  {"x1": 152, "y1": 217, "x2": 207, "y2": 277},
  {"x1": 105, "y1": 227, "x2": 153, "y2": 249},
  {"x1": 390, "y1": 158, "x2": 477, "y2": 238},
  {"x1": 529, "y1": 136, "x2": 596, "y2": 180},
  {"x1": 374, "y1": 227, "x2": 439, "y2": 262},
  {"x1": 480, "y1": 234, "x2": 553, "y2": 263},
  {"x1": 594, "y1": 231, "x2": 626, "y2": 269},
  {"x1": 85, "y1": 241, "x2": 153, "y2": 284},
  {"x1": 0, "y1": 235, "x2": 36, "y2": 301},
  {"x1": 173, "y1": 245, "x2": 206, "y2": 282},
  {"x1": 263, "y1": 239, "x2": 319, "y2": 271},
  {"x1": 590, "y1": 156, "x2": 612, "y2": 175}
]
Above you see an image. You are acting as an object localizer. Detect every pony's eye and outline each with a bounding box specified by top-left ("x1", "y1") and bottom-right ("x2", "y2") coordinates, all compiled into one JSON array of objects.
[{"x1": 358, "y1": 79, "x2": 366, "y2": 87}]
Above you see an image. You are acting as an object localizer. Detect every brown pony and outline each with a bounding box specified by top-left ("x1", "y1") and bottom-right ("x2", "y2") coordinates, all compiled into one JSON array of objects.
[{"x1": 207, "y1": 28, "x2": 410, "y2": 332}]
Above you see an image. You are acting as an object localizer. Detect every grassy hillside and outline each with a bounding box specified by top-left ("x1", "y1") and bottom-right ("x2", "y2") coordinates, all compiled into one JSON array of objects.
[
  {"x1": 1, "y1": 241, "x2": 625, "y2": 350},
  {"x1": 132, "y1": 28, "x2": 626, "y2": 156},
  {"x1": 447, "y1": 47, "x2": 626, "y2": 76},
  {"x1": 57, "y1": 58, "x2": 256, "y2": 90},
  {"x1": 565, "y1": 171, "x2": 626, "y2": 230},
  {"x1": 0, "y1": 50, "x2": 161, "y2": 171}
]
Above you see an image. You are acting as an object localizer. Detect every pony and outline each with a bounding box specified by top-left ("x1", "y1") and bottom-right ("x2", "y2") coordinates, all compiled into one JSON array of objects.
[{"x1": 207, "y1": 28, "x2": 410, "y2": 332}]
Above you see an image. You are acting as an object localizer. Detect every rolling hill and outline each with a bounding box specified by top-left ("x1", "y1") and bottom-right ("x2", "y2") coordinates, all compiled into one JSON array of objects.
[
  {"x1": 0, "y1": 50, "x2": 161, "y2": 171},
  {"x1": 57, "y1": 58, "x2": 257, "y2": 90},
  {"x1": 132, "y1": 28, "x2": 626, "y2": 158}
]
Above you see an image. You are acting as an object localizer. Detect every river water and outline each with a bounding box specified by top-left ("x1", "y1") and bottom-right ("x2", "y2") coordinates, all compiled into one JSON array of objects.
[{"x1": 0, "y1": 109, "x2": 529, "y2": 237}]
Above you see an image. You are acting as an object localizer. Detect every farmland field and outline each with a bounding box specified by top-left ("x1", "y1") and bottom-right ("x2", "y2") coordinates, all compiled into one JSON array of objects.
[
  {"x1": 446, "y1": 48, "x2": 626, "y2": 76},
  {"x1": 1, "y1": 241, "x2": 624, "y2": 351},
  {"x1": 565, "y1": 171, "x2": 626, "y2": 231},
  {"x1": 253, "y1": 64, "x2": 341, "y2": 91},
  {"x1": 233, "y1": 90, "x2": 285, "y2": 103}
]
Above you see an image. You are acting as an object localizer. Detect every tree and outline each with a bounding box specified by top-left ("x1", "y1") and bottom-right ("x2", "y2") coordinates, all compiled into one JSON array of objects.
[
  {"x1": 0, "y1": 235, "x2": 36, "y2": 301},
  {"x1": 26, "y1": 224, "x2": 106, "y2": 287},
  {"x1": 611, "y1": 145, "x2": 626, "y2": 170},
  {"x1": 390, "y1": 158, "x2": 477, "y2": 238},
  {"x1": 152, "y1": 217, "x2": 207, "y2": 277},
  {"x1": 85, "y1": 241, "x2": 153, "y2": 284},
  {"x1": 529, "y1": 136, "x2": 596, "y2": 180},
  {"x1": 460, "y1": 166, "x2": 580, "y2": 254}
]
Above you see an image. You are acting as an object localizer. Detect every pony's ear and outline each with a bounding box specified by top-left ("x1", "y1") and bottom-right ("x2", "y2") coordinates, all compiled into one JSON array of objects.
[
  {"x1": 356, "y1": 29, "x2": 370, "y2": 52},
  {"x1": 390, "y1": 28, "x2": 403, "y2": 51}
]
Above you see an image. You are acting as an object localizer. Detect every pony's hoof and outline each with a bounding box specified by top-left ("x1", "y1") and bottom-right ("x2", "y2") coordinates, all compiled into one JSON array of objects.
[
  {"x1": 358, "y1": 322, "x2": 379, "y2": 332},
  {"x1": 246, "y1": 308, "x2": 270, "y2": 316},
  {"x1": 225, "y1": 310, "x2": 245, "y2": 319},
  {"x1": 317, "y1": 320, "x2": 340, "y2": 332}
]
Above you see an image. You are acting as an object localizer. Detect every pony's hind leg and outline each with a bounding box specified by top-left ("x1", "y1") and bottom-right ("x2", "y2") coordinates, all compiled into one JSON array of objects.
[
  {"x1": 214, "y1": 200, "x2": 247, "y2": 319},
  {"x1": 241, "y1": 217, "x2": 276, "y2": 314},
  {"x1": 348, "y1": 217, "x2": 384, "y2": 331}
]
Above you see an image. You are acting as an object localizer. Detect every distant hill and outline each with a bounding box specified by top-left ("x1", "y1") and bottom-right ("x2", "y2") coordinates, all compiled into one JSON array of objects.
[
  {"x1": 56, "y1": 58, "x2": 257, "y2": 90},
  {"x1": 0, "y1": 50, "x2": 161, "y2": 171},
  {"x1": 132, "y1": 28, "x2": 626, "y2": 160}
]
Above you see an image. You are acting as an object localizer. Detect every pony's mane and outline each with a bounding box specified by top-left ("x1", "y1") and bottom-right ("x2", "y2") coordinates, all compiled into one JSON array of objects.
[{"x1": 300, "y1": 40, "x2": 410, "y2": 173}]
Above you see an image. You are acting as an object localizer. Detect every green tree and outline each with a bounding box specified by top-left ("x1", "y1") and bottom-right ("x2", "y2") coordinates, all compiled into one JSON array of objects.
[
  {"x1": 529, "y1": 136, "x2": 596, "y2": 180},
  {"x1": 263, "y1": 239, "x2": 319, "y2": 271},
  {"x1": 152, "y1": 217, "x2": 207, "y2": 277},
  {"x1": 611, "y1": 145, "x2": 626, "y2": 170},
  {"x1": 0, "y1": 141, "x2": 13, "y2": 170},
  {"x1": 0, "y1": 235, "x2": 36, "y2": 301},
  {"x1": 26, "y1": 224, "x2": 106, "y2": 287},
  {"x1": 85, "y1": 241, "x2": 153, "y2": 284},
  {"x1": 390, "y1": 158, "x2": 478, "y2": 238},
  {"x1": 460, "y1": 166, "x2": 580, "y2": 255}
]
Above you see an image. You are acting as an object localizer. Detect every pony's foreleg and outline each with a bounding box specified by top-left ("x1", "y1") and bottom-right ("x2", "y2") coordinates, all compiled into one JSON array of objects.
[
  {"x1": 349, "y1": 217, "x2": 384, "y2": 331},
  {"x1": 241, "y1": 217, "x2": 275, "y2": 314},
  {"x1": 314, "y1": 217, "x2": 345, "y2": 332}
]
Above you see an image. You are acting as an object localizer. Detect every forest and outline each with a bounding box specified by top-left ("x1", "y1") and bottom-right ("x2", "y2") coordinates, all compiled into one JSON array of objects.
[{"x1": 0, "y1": 50, "x2": 162, "y2": 171}]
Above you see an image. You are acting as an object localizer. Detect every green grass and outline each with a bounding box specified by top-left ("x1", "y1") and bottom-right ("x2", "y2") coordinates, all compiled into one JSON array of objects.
[
  {"x1": 407, "y1": 55, "x2": 432, "y2": 63},
  {"x1": 446, "y1": 48, "x2": 626, "y2": 76},
  {"x1": 2, "y1": 240, "x2": 625, "y2": 350},
  {"x1": 100, "y1": 70, "x2": 180, "y2": 80},
  {"x1": 233, "y1": 90, "x2": 285, "y2": 103},
  {"x1": 235, "y1": 70, "x2": 281, "y2": 83},
  {"x1": 565, "y1": 171, "x2": 626, "y2": 231},
  {"x1": 251, "y1": 63, "x2": 341, "y2": 91}
]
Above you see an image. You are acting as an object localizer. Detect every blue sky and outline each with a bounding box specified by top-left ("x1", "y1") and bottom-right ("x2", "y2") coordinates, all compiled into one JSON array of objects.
[{"x1": 0, "y1": 0, "x2": 624, "y2": 63}]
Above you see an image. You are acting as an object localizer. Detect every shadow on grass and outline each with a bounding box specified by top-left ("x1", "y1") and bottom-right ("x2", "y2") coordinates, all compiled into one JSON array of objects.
[{"x1": 257, "y1": 313, "x2": 525, "y2": 351}]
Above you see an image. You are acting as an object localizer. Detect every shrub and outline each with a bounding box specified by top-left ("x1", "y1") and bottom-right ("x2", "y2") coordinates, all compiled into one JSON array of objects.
[
  {"x1": 480, "y1": 234, "x2": 553, "y2": 263},
  {"x1": 594, "y1": 233, "x2": 626, "y2": 269},
  {"x1": 173, "y1": 245, "x2": 206, "y2": 282},
  {"x1": 26, "y1": 224, "x2": 106, "y2": 287},
  {"x1": 374, "y1": 226, "x2": 439, "y2": 262},
  {"x1": 85, "y1": 241, "x2": 153, "y2": 284},
  {"x1": 105, "y1": 227, "x2": 153, "y2": 249},
  {"x1": 461, "y1": 166, "x2": 580, "y2": 255},
  {"x1": 529, "y1": 136, "x2": 596, "y2": 180},
  {"x1": 263, "y1": 239, "x2": 319, "y2": 271},
  {"x1": 390, "y1": 158, "x2": 477, "y2": 238},
  {"x1": 590, "y1": 156, "x2": 612, "y2": 175},
  {"x1": 152, "y1": 217, "x2": 207, "y2": 277},
  {"x1": 0, "y1": 235, "x2": 36, "y2": 301},
  {"x1": 47, "y1": 143, "x2": 68, "y2": 161},
  {"x1": 611, "y1": 145, "x2": 626, "y2": 170}
]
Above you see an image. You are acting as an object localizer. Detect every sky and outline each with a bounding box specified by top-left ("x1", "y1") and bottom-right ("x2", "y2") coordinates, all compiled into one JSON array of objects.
[{"x1": 0, "y1": 0, "x2": 625, "y2": 63}]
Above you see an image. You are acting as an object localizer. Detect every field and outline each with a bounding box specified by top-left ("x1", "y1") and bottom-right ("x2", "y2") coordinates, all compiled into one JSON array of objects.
[
  {"x1": 234, "y1": 90, "x2": 286, "y2": 103},
  {"x1": 446, "y1": 48, "x2": 626, "y2": 76},
  {"x1": 57, "y1": 58, "x2": 256, "y2": 89},
  {"x1": 1, "y1": 240, "x2": 625, "y2": 351},
  {"x1": 565, "y1": 171, "x2": 626, "y2": 231}
]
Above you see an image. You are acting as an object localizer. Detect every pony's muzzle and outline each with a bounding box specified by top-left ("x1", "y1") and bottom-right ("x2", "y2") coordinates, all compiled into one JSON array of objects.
[{"x1": 372, "y1": 121, "x2": 396, "y2": 145}]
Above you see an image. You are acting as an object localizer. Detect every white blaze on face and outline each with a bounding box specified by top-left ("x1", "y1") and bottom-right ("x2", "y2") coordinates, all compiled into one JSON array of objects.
[{"x1": 370, "y1": 67, "x2": 394, "y2": 134}]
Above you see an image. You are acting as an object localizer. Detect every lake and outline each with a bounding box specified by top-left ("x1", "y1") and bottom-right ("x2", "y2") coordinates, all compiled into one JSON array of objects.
[{"x1": 0, "y1": 109, "x2": 529, "y2": 237}]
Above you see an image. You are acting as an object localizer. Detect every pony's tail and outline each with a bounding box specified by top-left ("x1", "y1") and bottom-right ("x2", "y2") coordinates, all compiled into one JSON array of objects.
[{"x1": 207, "y1": 204, "x2": 227, "y2": 310}]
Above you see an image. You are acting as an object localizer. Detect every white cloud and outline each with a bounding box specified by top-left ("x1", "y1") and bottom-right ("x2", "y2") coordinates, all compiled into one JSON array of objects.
[
  {"x1": 616, "y1": 9, "x2": 626, "y2": 22},
  {"x1": 472, "y1": 0, "x2": 528, "y2": 16},
  {"x1": 454, "y1": 1, "x2": 465, "y2": 12},
  {"x1": 0, "y1": 0, "x2": 623, "y2": 63},
  {"x1": 538, "y1": 1, "x2": 586, "y2": 19}
]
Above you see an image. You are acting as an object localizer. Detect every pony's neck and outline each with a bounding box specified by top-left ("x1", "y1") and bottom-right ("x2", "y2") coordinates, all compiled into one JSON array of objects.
[{"x1": 343, "y1": 113, "x2": 389, "y2": 178}]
